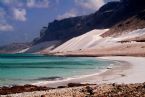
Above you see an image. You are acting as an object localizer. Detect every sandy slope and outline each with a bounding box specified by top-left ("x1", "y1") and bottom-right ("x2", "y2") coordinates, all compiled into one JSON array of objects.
[
  {"x1": 51, "y1": 29, "x2": 109, "y2": 52},
  {"x1": 28, "y1": 28, "x2": 145, "y2": 54},
  {"x1": 50, "y1": 28, "x2": 145, "y2": 56}
]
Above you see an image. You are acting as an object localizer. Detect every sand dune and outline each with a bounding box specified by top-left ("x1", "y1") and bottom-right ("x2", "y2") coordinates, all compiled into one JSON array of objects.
[
  {"x1": 52, "y1": 29, "x2": 109, "y2": 52},
  {"x1": 49, "y1": 28, "x2": 145, "y2": 56}
]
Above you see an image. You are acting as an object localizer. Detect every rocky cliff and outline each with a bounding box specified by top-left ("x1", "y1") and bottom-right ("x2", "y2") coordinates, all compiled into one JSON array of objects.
[
  {"x1": 34, "y1": 0, "x2": 145, "y2": 44},
  {"x1": 26, "y1": 0, "x2": 145, "y2": 55}
]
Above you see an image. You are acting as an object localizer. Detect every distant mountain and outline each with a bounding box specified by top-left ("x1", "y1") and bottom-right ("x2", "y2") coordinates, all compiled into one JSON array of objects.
[
  {"x1": 33, "y1": 0, "x2": 145, "y2": 45},
  {"x1": 0, "y1": 43, "x2": 31, "y2": 54}
]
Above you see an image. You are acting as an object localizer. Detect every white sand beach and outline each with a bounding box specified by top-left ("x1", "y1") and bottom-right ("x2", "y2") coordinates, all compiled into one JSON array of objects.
[
  {"x1": 31, "y1": 56, "x2": 145, "y2": 87},
  {"x1": 99, "y1": 56, "x2": 145, "y2": 84},
  {"x1": 1, "y1": 56, "x2": 145, "y2": 97},
  {"x1": 99, "y1": 57, "x2": 145, "y2": 84}
]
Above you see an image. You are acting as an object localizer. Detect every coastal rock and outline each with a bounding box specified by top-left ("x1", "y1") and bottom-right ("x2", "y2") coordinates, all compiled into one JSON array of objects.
[
  {"x1": 67, "y1": 83, "x2": 83, "y2": 87},
  {"x1": 0, "y1": 85, "x2": 50, "y2": 95},
  {"x1": 3, "y1": 83, "x2": 145, "y2": 97}
]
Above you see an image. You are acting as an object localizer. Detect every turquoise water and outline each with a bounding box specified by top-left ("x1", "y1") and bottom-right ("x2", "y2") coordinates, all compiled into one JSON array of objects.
[{"x1": 0, "y1": 54, "x2": 113, "y2": 86}]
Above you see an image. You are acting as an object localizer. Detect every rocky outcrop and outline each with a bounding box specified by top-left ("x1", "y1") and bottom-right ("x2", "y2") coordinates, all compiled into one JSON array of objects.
[{"x1": 0, "y1": 85, "x2": 50, "y2": 95}]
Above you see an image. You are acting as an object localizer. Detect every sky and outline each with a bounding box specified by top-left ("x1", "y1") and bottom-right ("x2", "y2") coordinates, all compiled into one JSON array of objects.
[{"x1": 0, "y1": 0, "x2": 118, "y2": 46}]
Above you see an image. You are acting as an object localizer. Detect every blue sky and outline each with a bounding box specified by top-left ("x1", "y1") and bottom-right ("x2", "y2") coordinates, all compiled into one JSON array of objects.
[{"x1": 0, "y1": 0, "x2": 118, "y2": 46}]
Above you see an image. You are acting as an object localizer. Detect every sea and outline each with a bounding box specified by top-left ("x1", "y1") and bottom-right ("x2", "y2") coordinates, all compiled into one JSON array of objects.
[{"x1": 0, "y1": 54, "x2": 114, "y2": 86}]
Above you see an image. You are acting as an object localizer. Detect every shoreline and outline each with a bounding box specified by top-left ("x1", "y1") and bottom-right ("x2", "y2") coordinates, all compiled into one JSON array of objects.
[
  {"x1": 98, "y1": 56, "x2": 145, "y2": 84},
  {"x1": 32, "y1": 59, "x2": 130, "y2": 88},
  {"x1": 1, "y1": 56, "x2": 145, "y2": 96},
  {"x1": 0, "y1": 56, "x2": 134, "y2": 88}
]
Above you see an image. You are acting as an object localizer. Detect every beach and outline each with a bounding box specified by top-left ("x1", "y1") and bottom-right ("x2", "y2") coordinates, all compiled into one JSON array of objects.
[
  {"x1": 31, "y1": 56, "x2": 145, "y2": 87},
  {"x1": 31, "y1": 57, "x2": 131, "y2": 87},
  {"x1": 99, "y1": 56, "x2": 145, "y2": 84},
  {"x1": 1, "y1": 56, "x2": 145, "y2": 97},
  {"x1": 1, "y1": 0, "x2": 145, "y2": 96}
]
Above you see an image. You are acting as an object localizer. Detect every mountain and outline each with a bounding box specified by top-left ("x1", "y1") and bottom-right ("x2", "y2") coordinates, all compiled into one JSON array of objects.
[
  {"x1": 0, "y1": 43, "x2": 31, "y2": 54},
  {"x1": 34, "y1": 0, "x2": 145, "y2": 45},
  {"x1": 26, "y1": 0, "x2": 145, "y2": 55},
  {"x1": 32, "y1": 1, "x2": 120, "y2": 44}
]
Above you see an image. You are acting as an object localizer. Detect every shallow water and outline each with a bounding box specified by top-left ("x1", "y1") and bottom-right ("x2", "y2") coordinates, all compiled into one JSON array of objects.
[{"x1": 0, "y1": 54, "x2": 113, "y2": 86}]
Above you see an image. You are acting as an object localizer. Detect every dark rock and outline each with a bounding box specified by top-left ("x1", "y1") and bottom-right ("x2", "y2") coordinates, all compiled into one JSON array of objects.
[
  {"x1": 67, "y1": 83, "x2": 83, "y2": 87},
  {"x1": 0, "y1": 85, "x2": 50, "y2": 95},
  {"x1": 41, "y1": 95, "x2": 46, "y2": 97},
  {"x1": 86, "y1": 86, "x2": 94, "y2": 95},
  {"x1": 143, "y1": 84, "x2": 145, "y2": 88},
  {"x1": 112, "y1": 83, "x2": 116, "y2": 87},
  {"x1": 57, "y1": 86, "x2": 67, "y2": 88}
]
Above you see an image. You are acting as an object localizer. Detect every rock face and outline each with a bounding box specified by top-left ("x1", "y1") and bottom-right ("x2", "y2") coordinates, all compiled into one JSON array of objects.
[
  {"x1": 31, "y1": 1, "x2": 116, "y2": 44},
  {"x1": 34, "y1": 0, "x2": 145, "y2": 45},
  {"x1": 30, "y1": 2, "x2": 122, "y2": 44}
]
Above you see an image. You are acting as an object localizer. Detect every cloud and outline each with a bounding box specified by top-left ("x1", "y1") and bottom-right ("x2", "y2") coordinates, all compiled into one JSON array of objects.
[
  {"x1": 27, "y1": 0, "x2": 49, "y2": 8},
  {"x1": 13, "y1": 8, "x2": 27, "y2": 21},
  {"x1": 1, "y1": 0, "x2": 50, "y2": 8},
  {"x1": 1, "y1": 0, "x2": 26, "y2": 8},
  {"x1": 0, "y1": 23, "x2": 13, "y2": 31},
  {"x1": 57, "y1": 9, "x2": 77, "y2": 20},
  {"x1": 0, "y1": 7, "x2": 13, "y2": 31},
  {"x1": 75, "y1": 0, "x2": 105, "y2": 10},
  {"x1": 0, "y1": 0, "x2": 51, "y2": 32}
]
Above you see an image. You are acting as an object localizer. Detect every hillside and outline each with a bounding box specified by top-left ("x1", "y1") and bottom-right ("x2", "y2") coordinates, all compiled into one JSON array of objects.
[
  {"x1": 0, "y1": 43, "x2": 31, "y2": 54},
  {"x1": 34, "y1": 0, "x2": 145, "y2": 44},
  {"x1": 47, "y1": 26, "x2": 145, "y2": 56},
  {"x1": 101, "y1": 10, "x2": 145, "y2": 37},
  {"x1": 49, "y1": 29, "x2": 108, "y2": 53},
  {"x1": 11, "y1": 0, "x2": 142, "y2": 55}
]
